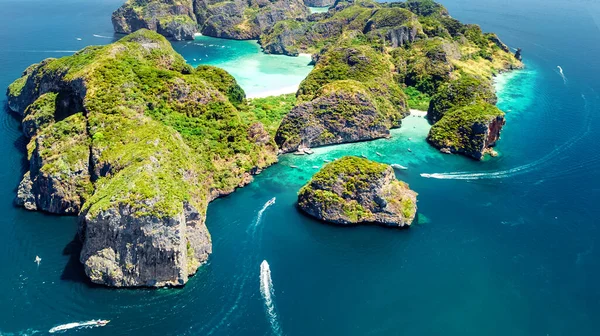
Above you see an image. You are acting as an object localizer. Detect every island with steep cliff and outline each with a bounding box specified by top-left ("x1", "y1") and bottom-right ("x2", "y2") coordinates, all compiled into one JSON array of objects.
[
  {"x1": 298, "y1": 156, "x2": 417, "y2": 227},
  {"x1": 8, "y1": 30, "x2": 277, "y2": 287},
  {"x1": 6, "y1": 0, "x2": 523, "y2": 288}
]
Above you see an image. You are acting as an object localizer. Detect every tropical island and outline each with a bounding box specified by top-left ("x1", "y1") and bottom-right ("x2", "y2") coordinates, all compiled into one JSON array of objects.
[
  {"x1": 298, "y1": 156, "x2": 417, "y2": 227},
  {"x1": 6, "y1": 0, "x2": 522, "y2": 287}
]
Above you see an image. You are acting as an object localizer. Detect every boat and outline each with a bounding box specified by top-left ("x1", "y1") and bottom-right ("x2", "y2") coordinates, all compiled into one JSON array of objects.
[
  {"x1": 293, "y1": 151, "x2": 305, "y2": 155},
  {"x1": 323, "y1": 159, "x2": 331, "y2": 163},
  {"x1": 312, "y1": 165, "x2": 320, "y2": 169},
  {"x1": 303, "y1": 148, "x2": 314, "y2": 155},
  {"x1": 407, "y1": 148, "x2": 412, "y2": 152},
  {"x1": 49, "y1": 320, "x2": 110, "y2": 333},
  {"x1": 34, "y1": 256, "x2": 41, "y2": 265},
  {"x1": 375, "y1": 152, "x2": 383, "y2": 157},
  {"x1": 361, "y1": 154, "x2": 367, "y2": 158},
  {"x1": 391, "y1": 164, "x2": 408, "y2": 170},
  {"x1": 266, "y1": 197, "x2": 276, "y2": 207},
  {"x1": 290, "y1": 165, "x2": 298, "y2": 168}
]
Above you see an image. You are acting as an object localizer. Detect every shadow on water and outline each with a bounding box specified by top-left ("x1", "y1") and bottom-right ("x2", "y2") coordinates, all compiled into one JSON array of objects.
[
  {"x1": 4, "y1": 103, "x2": 29, "y2": 177},
  {"x1": 60, "y1": 234, "x2": 98, "y2": 287}
]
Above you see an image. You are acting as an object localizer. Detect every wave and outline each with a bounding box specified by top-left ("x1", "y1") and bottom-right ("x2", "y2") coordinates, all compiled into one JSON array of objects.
[
  {"x1": 48, "y1": 320, "x2": 107, "y2": 333},
  {"x1": 421, "y1": 89, "x2": 596, "y2": 180},
  {"x1": 260, "y1": 260, "x2": 282, "y2": 336},
  {"x1": 92, "y1": 34, "x2": 112, "y2": 39}
]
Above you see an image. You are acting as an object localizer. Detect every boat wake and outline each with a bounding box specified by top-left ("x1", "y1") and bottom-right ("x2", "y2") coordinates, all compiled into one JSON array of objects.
[
  {"x1": 422, "y1": 88, "x2": 597, "y2": 180},
  {"x1": 260, "y1": 260, "x2": 282, "y2": 336},
  {"x1": 93, "y1": 34, "x2": 112, "y2": 39},
  {"x1": 204, "y1": 198, "x2": 276, "y2": 335},
  {"x1": 557, "y1": 66, "x2": 567, "y2": 84},
  {"x1": 49, "y1": 320, "x2": 108, "y2": 333},
  {"x1": 250, "y1": 198, "x2": 276, "y2": 234}
]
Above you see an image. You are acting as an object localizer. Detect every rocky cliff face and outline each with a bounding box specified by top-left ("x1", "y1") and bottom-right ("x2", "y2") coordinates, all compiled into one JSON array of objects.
[
  {"x1": 112, "y1": 0, "x2": 198, "y2": 41},
  {"x1": 112, "y1": 0, "x2": 310, "y2": 41},
  {"x1": 298, "y1": 156, "x2": 417, "y2": 227},
  {"x1": 363, "y1": 7, "x2": 424, "y2": 47},
  {"x1": 275, "y1": 81, "x2": 391, "y2": 152},
  {"x1": 275, "y1": 40, "x2": 408, "y2": 152},
  {"x1": 427, "y1": 103, "x2": 505, "y2": 160},
  {"x1": 7, "y1": 30, "x2": 277, "y2": 287},
  {"x1": 79, "y1": 202, "x2": 211, "y2": 287}
]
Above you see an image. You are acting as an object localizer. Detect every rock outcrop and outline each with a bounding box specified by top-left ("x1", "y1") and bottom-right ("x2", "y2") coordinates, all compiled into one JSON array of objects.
[
  {"x1": 298, "y1": 156, "x2": 417, "y2": 227},
  {"x1": 275, "y1": 81, "x2": 392, "y2": 152},
  {"x1": 7, "y1": 30, "x2": 277, "y2": 287},
  {"x1": 275, "y1": 40, "x2": 408, "y2": 152},
  {"x1": 427, "y1": 103, "x2": 505, "y2": 160},
  {"x1": 427, "y1": 74, "x2": 497, "y2": 124},
  {"x1": 363, "y1": 7, "x2": 424, "y2": 47},
  {"x1": 112, "y1": 0, "x2": 198, "y2": 41},
  {"x1": 112, "y1": 0, "x2": 310, "y2": 41}
]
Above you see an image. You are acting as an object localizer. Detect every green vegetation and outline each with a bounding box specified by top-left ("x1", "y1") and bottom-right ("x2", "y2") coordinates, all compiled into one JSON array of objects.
[
  {"x1": 297, "y1": 37, "x2": 408, "y2": 125},
  {"x1": 243, "y1": 94, "x2": 296, "y2": 136},
  {"x1": 427, "y1": 73, "x2": 496, "y2": 123},
  {"x1": 427, "y1": 102, "x2": 504, "y2": 155},
  {"x1": 306, "y1": 156, "x2": 388, "y2": 190},
  {"x1": 9, "y1": 29, "x2": 277, "y2": 219},
  {"x1": 298, "y1": 156, "x2": 417, "y2": 225},
  {"x1": 22, "y1": 92, "x2": 58, "y2": 137},
  {"x1": 404, "y1": 86, "x2": 430, "y2": 111}
]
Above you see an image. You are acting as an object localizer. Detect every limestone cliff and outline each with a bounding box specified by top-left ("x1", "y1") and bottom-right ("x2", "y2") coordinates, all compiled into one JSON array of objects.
[
  {"x1": 112, "y1": 0, "x2": 310, "y2": 41},
  {"x1": 7, "y1": 30, "x2": 277, "y2": 287},
  {"x1": 427, "y1": 103, "x2": 505, "y2": 160},
  {"x1": 298, "y1": 156, "x2": 417, "y2": 227},
  {"x1": 274, "y1": 37, "x2": 408, "y2": 152}
]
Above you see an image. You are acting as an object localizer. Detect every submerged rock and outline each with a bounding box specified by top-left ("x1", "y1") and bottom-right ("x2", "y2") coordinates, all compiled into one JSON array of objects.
[{"x1": 298, "y1": 156, "x2": 417, "y2": 227}]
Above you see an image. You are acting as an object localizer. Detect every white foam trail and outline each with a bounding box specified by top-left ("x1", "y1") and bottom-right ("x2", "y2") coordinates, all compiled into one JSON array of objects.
[
  {"x1": 250, "y1": 197, "x2": 276, "y2": 233},
  {"x1": 557, "y1": 66, "x2": 567, "y2": 84},
  {"x1": 260, "y1": 260, "x2": 282, "y2": 336},
  {"x1": 93, "y1": 34, "x2": 113, "y2": 39},
  {"x1": 204, "y1": 198, "x2": 276, "y2": 335},
  {"x1": 422, "y1": 90, "x2": 595, "y2": 181},
  {"x1": 48, "y1": 320, "x2": 106, "y2": 333}
]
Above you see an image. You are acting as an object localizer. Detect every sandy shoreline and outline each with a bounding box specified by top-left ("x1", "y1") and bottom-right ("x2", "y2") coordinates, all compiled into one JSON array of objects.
[{"x1": 410, "y1": 109, "x2": 427, "y2": 117}]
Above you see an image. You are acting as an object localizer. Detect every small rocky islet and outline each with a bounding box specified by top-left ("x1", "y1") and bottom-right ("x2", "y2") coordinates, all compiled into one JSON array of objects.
[
  {"x1": 298, "y1": 156, "x2": 417, "y2": 227},
  {"x1": 6, "y1": 0, "x2": 522, "y2": 287}
]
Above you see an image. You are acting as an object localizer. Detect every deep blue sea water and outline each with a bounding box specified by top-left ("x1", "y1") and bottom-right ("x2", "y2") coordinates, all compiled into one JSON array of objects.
[{"x1": 1, "y1": 0, "x2": 600, "y2": 335}]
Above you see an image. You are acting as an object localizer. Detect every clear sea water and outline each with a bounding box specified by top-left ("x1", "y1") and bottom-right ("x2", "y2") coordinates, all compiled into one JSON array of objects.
[{"x1": 1, "y1": 0, "x2": 600, "y2": 335}]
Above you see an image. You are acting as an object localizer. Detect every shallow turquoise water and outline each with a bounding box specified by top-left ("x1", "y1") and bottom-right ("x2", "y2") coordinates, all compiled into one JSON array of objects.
[
  {"x1": 309, "y1": 6, "x2": 330, "y2": 14},
  {"x1": 171, "y1": 37, "x2": 313, "y2": 97},
  {"x1": 1, "y1": 0, "x2": 600, "y2": 335}
]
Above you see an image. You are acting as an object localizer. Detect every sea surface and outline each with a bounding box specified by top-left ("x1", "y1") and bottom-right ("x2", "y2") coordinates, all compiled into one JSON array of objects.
[{"x1": 1, "y1": 0, "x2": 600, "y2": 335}]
